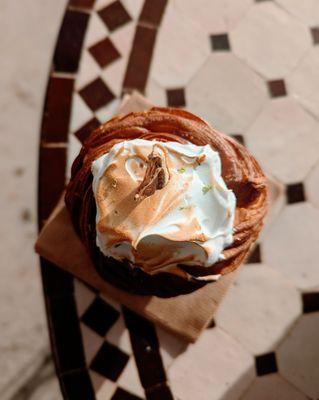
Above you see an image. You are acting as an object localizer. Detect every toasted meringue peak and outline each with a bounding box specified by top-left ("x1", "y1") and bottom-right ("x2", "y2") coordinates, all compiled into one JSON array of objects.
[{"x1": 91, "y1": 139, "x2": 236, "y2": 275}]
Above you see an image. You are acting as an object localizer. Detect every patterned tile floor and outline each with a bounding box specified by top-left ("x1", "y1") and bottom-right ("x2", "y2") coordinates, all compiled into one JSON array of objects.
[{"x1": 2, "y1": 0, "x2": 319, "y2": 399}]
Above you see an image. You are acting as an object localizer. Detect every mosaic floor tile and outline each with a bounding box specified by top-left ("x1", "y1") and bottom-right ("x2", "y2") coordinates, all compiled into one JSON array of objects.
[
  {"x1": 245, "y1": 98, "x2": 319, "y2": 183},
  {"x1": 263, "y1": 202, "x2": 319, "y2": 291},
  {"x1": 74, "y1": 280, "x2": 97, "y2": 317},
  {"x1": 105, "y1": 315, "x2": 132, "y2": 355},
  {"x1": 241, "y1": 374, "x2": 308, "y2": 400},
  {"x1": 288, "y1": 48, "x2": 319, "y2": 119},
  {"x1": 168, "y1": 328, "x2": 255, "y2": 400},
  {"x1": 286, "y1": 182, "x2": 306, "y2": 204},
  {"x1": 145, "y1": 79, "x2": 166, "y2": 106},
  {"x1": 69, "y1": 93, "x2": 93, "y2": 134},
  {"x1": 276, "y1": 0, "x2": 319, "y2": 26},
  {"x1": 98, "y1": 1, "x2": 132, "y2": 32},
  {"x1": 90, "y1": 371, "x2": 117, "y2": 400},
  {"x1": 84, "y1": 12, "x2": 109, "y2": 48},
  {"x1": 117, "y1": 358, "x2": 145, "y2": 398},
  {"x1": 255, "y1": 352, "x2": 278, "y2": 376},
  {"x1": 216, "y1": 265, "x2": 301, "y2": 355},
  {"x1": 305, "y1": 161, "x2": 319, "y2": 210},
  {"x1": 277, "y1": 314, "x2": 319, "y2": 398},
  {"x1": 230, "y1": 2, "x2": 311, "y2": 79},
  {"x1": 89, "y1": 37, "x2": 121, "y2": 68},
  {"x1": 76, "y1": 50, "x2": 102, "y2": 91},
  {"x1": 122, "y1": 0, "x2": 144, "y2": 20},
  {"x1": 80, "y1": 323, "x2": 104, "y2": 365},
  {"x1": 187, "y1": 53, "x2": 267, "y2": 132}
]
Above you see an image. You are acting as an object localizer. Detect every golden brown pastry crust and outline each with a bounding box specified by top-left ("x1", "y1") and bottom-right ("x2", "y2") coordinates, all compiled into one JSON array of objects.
[{"x1": 65, "y1": 107, "x2": 268, "y2": 295}]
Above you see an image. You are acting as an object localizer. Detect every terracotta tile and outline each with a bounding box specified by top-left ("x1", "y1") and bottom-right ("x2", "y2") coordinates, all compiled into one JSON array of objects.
[
  {"x1": 149, "y1": 1, "x2": 209, "y2": 87},
  {"x1": 268, "y1": 79, "x2": 287, "y2": 97},
  {"x1": 79, "y1": 77, "x2": 115, "y2": 111},
  {"x1": 305, "y1": 161, "x2": 319, "y2": 210},
  {"x1": 54, "y1": 10, "x2": 89, "y2": 73},
  {"x1": 210, "y1": 33, "x2": 231, "y2": 51},
  {"x1": 278, "y1": 314, "x2": 319, "y2": 398},
  {"x1": 302, "y1": 292, "x2": 319, "y2": 313},
  {"x1": 245, "y1": 98, "x2": 319, "y2": 183},
  {"x1": 286, "y1": 183, "x2": 306, "y2": 204},
  {"x1": 139, "y1": 0, "x2": 168, "y2": 27},
  {"x1": 166, "y1": 88, "x2": 186, "y2": 107},
  {"x1": 242, "y1": 374, "x2": 308, "y2": 400},
  {"x1": 230, "y1": 3, "x2": 311, "y2": 79},
  {"x1": 311, "y1": 27, "x2": 319, "y2": 44},
  {"x1": 276, "y1": 0, "x2": 319, "y2": 26},
  {"x1": 41, "y1": 76, "x2": 74, "y2": 142},
  {"x1": 74, "y1": 117, "x2": 101, "y2": 143},
  {"x1": 263, "y1": 202, "x2": 319, "y2": 290},
  {"x1": 187, "y1": 53, "x2": 267, "y2": 132},
  {"x1": 288, "y1": 48, "x2": 319, "y2": 118},
  {"x1": 69, "y1": 0, "x2": 95, "y2": 8},
  {"x1": 216, "y1": 265, "x2": 301, "y2": 354},
  {"x1": 98, "y1": 0, "x2": 132, "y2": 32},
  {"x1": 169, "y1": 328, "x2": 254, "y2": 400},
  {"x1": 38, "y1": 147, "x2": 66, "y2": 220},
  {"x1": 123, "y1": 25, "x2": 156, "y2": 93},
  {"x1": 89, "y1": 37, "x2": 121, "y2": 68},
  {"x1": 255, "y1": 352, "x2": 278, "y2": 375}
]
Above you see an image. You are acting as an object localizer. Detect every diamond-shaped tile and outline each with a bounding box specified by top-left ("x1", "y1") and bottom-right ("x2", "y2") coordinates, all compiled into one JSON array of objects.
[
  {"x1": 278, "y1": 314, "x2": 319, "y2": 398},
  {"x1": 187, "y1": 53, "x2": 267, "y2": 132},
  {"x1": 74, "y1": 280, "x2": 96, "y2": 317},
  {"x1": 286, "y1": 183, "x2": 306, "y2": 204},
  {"x1": 246, "y1": 244, "x2": 261, "y2": 264},
  {"x1": 311, "y1": 27, "x2": 319, "y2": 44},
  {"x1": 302, "y1": 292, "x2": 319, "y2": 313},
  {"x1": 117, "y1": 358, "x2": 144, "y2": 398},
  {"x1": 79, "y1": 77, "x2": 115, "y2": 111},
  {"x1": 255, "y1": 352, "x2": 278, "y2": 376},
  {"x1": 230, "y1": 3, "x2": 311, "y2": 79},
  {"x1": 98, "y1": 1, "x2": 131, "y2": 32},
  {"x1": 90, "y1": 370, "x2": 117, "y2": 400},
  {"x1": 216, "y1": 265, "x2": 301, "y2": 354},
  {"x1": 111, "y1": 387, "x2": 143, "y2": 400},
  {"x1": 263, "y1": 202, "x2": 319, "y2": 290},
  {"x1": 210, "y1": 33, "x2": 231, "y2": 51},
  {"x1": 166, "y1": 88, "x2": 186, "y2": 107},
  {"x1": 74, "y1": 117, "x2": 101, "y2": 143},
  {"x1": 89, "y1": 37, "x2": 121, "y2": 68},
  {"x1": 245, "y1": 98, "x2": 319, "y2": 183},
  {"x1": 268, "y1": 79, "x2": 287, "y2": 97},
  {"x1": 80, "y1": 323, "x2": 104, "y2": 364},
  {"x1": 82, "y1": 297, "x2": 120, "y2": 336},
  {"x1": 230, "y1": 134, "x2": 245, "y2": 146},
  {"x1": 90, "y1": 341, "x2": 130, "y2": 381}
]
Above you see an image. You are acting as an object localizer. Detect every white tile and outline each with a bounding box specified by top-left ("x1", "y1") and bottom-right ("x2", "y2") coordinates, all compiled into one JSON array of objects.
[
  {"x1": 241, "y1": 374, "x2": 308, "y2": 400},
  {"x1": 74, "y1": 279, "x2": 96, "y2": 317},
  {"x1": 95, "y1": 97, "x2": 121, "y2": 122},
  {"x1": 100, "y1": 58, "x2": 125, "y2": 97},
  {"x1": 90, "y1": 371, "x2": 116, "y2": 400},
  {"x1": 156, "y1": 326, "x2": 187, "y2": 369},
  {"x1": 80, "y1": 323, "x2": 104, "y2": 364},
  {"x1": 288, "y1": 48, "x2": 319, "y2": 119},
  {"x1": 75, "y1": 50, "x2": 101, "y2": 91},
  {"x1": 145, "y1": 79, "x2": 166, "y2": 107},
  {"x1": 117, "y1": 358, "x2": 144, "y2": 398},
  {"x1": 70, "y1": 93, "x2": 93, "y2": 134},
  {"x1": 305, "y1": 161, "x2": 319, "y2": 210},
  {"x1": 263, "y1": 202, "x2": 319, "y2": 291},
  {"x1": 187, "y1": 53, "x2": 267, "y2": 132},
  {"x1": 150, "y1": 0, "x2": 209, "y2": 87},
  {"x1": 110, "y1": 20, "x2": 135, "y2": 57},
  {"x1": 230, "y1": 2, "x2": 311, "y2": 79},
  {"x1": 105, "y1": 314, "x2": 132, "y2": 355},
  {"x1": 122, "y1": 0, "x2": 143, "y2": 20},
  {"x1": 278, "y1": 314, "x2": 319, "y2": 399},
  {"x1": 216, "y1": 265, "x2": 301, "y2": 355},
  {"x1": 169, "y1": 328, "x2": 255, "y2": 400},
  {"x1": 84, "y1": 11, "x2": 109, "y2": 49},
  {"x1": 67, "y1": 134, "x2": 82, "y2": 179},
  {"x1": 276, "y1": 0, "x2": 319, "y2": 26},
  {"x1": 245, "y1": 98, "x2": 319, "y2": 184},
  {"x1": 94, "y1": 0, "x2": 115, "y2": 11}
]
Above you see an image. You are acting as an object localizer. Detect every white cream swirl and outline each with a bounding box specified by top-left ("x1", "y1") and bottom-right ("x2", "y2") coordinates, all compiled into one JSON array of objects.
[{"x1": 91, "y1": 139, "x2": 236, "y2": 275}]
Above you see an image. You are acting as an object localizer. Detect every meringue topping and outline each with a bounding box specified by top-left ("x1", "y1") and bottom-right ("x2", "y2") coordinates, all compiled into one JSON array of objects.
[{"x1": 91, "y1": 139, "x2": 236, "y2": 275}]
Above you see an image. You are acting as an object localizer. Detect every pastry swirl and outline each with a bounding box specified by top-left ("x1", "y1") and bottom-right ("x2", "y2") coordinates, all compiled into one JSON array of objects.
[{"x1": 65, "y1": 107, "x2": 267, "y2": 297}]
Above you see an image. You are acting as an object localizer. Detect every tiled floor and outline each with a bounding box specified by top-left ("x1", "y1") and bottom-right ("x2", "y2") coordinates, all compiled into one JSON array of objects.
[{"x1": 3, "y1": 0, "x2": 319, "y2": 399}]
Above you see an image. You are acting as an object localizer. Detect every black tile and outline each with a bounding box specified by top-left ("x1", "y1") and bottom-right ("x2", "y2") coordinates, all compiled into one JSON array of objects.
[
  {"x1": 255, "y1": 352, "x2": 278, "y2": 376},
  {"x1": 38, "y1": 147, "x2": 66, "y2": 221},
  {"x1": 311, "y1": 27, "x2": 319, "y2": 44},
  {"x1": 166, "y1": 88, "x2": 186, "y2": 107},
  {"x1": 123, "y1": 25, "x2": 157, "y2": 93},
  {"x1": 231, "y1": 134, "x2": 245, "y2": 146},
  {"x1": 74, "y1": 117, "x2": 101, "y2": 143},
  {"x1": 246, "y1": 244, "x2": 261, "y2": 264},
  {"x1": 79, "y1": 78, "x2": 115, "y2": 111},
  {"x1": 54, "y1": 9, "x2": 89, "y2": 73},
  {"x1": 81, "y1": 296, "x2": 120, "y2": 336},
  {"x1": 139, "y1": 0, "x2": 168, "y2": 27},
  {"x1": 98, "y1": 1, "x2": 131, "y2": 32},
  {"x1": 41, "y1": 76, "x2": 74, "y2": 142},
  {"x1": 286, "y1": 182, "x2": 306, "y2": 204},
  {"x1": 207, "y1": 319, "x2": 215, "y2": 329},
  {"x1": 145, "y1": 382, "x2": 174, "y2": 400},
  {"x1": 210, "y1": 33, "x2": 230, "y2": 51},
  {"x1": 40, "y1": 258, "x2": 74, "y2": 298},
  {"x1": 47, "y1": 295, "x2": 87, "y2": 374},
  {"x1": 90, "y1": 341, "x2": 129, "y2": 381},
  {"x1": 268, "y1": 79, "x2": 287, "y2": 97},
  {"x1": 123, "y1": 308, "x2": 167, "y2": 389},
  {"x1": 302, "y1": 292, "x2": 319, "y2": 313},
  {"x1": 89, "y1": 37, "x2": 121, "y2": 68},
  {"x1": 61, "y1": 369, "x2": 95, "y2": 399},
  {"x1": 69, "y1": 0, "x2": 95, "y2": 8},
  {"x1": 111, "y1": 387, "x2": 143, "y2": 400}
]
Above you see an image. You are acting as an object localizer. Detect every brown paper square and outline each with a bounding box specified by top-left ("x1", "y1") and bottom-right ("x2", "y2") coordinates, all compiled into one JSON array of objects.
[{"x1": 36, "y1": 92, "x2": 272, "y2": 343}]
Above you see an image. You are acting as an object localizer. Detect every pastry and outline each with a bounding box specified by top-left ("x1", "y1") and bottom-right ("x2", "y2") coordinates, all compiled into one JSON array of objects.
[{"x1": 65, "y1": 108, "x2": 267, "y2": 297}]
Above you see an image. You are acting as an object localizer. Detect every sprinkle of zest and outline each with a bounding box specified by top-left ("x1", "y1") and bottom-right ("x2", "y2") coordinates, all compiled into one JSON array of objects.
[
  {"x1": 202, "y1": 184, "x2": 213, "y2": 195},
  {"x1": 177, "y1": 167, "x2": 186, "y2": 174},
  {"x1": 111, "y1": 179, "x2": 117, "y2": 188}
]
